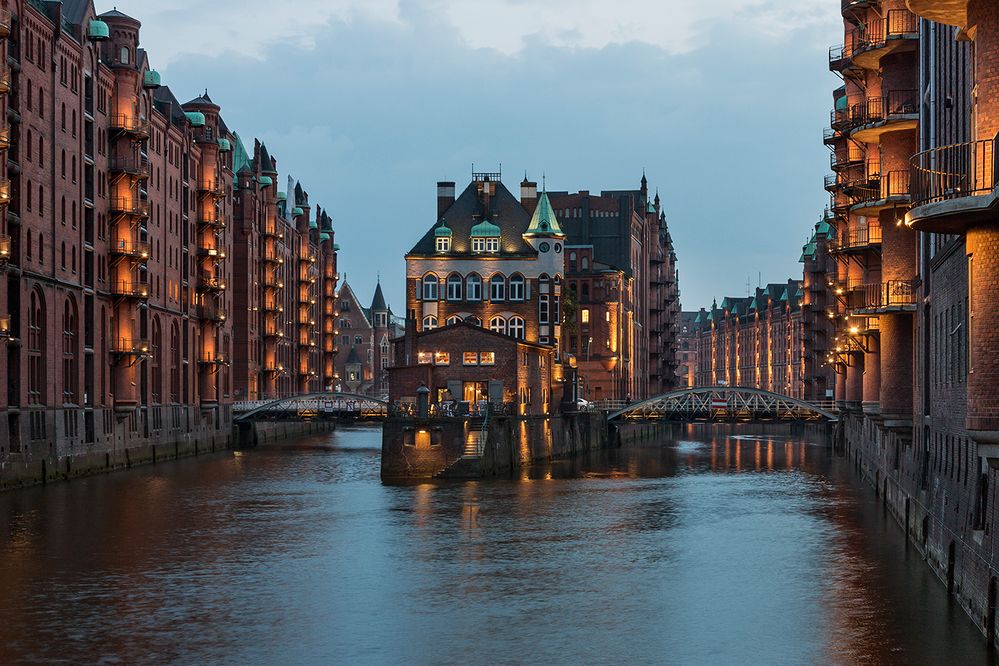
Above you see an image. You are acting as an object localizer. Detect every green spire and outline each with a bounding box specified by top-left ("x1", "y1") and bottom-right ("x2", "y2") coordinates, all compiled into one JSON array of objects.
[
  {"x1": 524, "y1": 191, "x2": 565, "y2": 238},
  {"x1": 232, "y1": 132, "x2": 251, "y2": 174}
]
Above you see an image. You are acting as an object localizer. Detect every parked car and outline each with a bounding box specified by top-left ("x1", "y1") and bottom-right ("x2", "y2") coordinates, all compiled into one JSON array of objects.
[{"x1": 575, "y1": 398, "x2": 594, "y2": 411}]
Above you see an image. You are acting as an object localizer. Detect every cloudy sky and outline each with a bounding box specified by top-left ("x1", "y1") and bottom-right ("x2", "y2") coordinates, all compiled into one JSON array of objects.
[{"x1": 119, "y1": 0, "x2": 841, "y2": 312}]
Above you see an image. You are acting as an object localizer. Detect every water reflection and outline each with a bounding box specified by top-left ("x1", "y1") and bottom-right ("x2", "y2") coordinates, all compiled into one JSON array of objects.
[{"x1": 0, "y1": 426, "x2": 993, "y2": 664}]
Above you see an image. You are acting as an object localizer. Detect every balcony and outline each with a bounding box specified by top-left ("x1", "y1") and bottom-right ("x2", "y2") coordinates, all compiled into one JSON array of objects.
[
  {"x1": 850, "y1": 90, "x2": 919, "y2": 142},
  {"x1": 0, "y1": 179, "x2": 11, "y2": 204},
  {"x1": 851, "y1": 170, "x2": 911, "y2": 213},
  {"x1": 0, "y1": 9, "x2": 11, "y2": 38},
  {"x1": 0, "y1": 127, "x2": 10, "y2": 150},
  {"x1": 197, "y1": 303, "x2": 227, "y2": 322},
  {"x1": 852, "y1": 280, "x2": 917, "y2": 314},
  {"x1": 110, "y1": 238, "x2": 151, "y2": 259},
  {"x1": 109, "y1": 155, "x2": 150, "y2": 179},
  {"x1": 831, "y1": 145, "x2": 865, "y2": 172},
  {"x1": 197, "y1": 272, "x2": 226, "y2": 292},
  {"x1": 197, "y1": 181, "x2": 225, "y2": 198},
  {"x1": 849, "y1": 10, "x2": 919, "y2": 70},
  {"x1": 110, "y1": 279, "x2": 150, "y2": 300},
  {"x1": 198, "y1": 352, "x2": 229, "y2": 366},
  {"x1": 0, "y1": 68, "x2": 10, "y2": 95},
  {"x1": 905, "y1": 0, "x2": 968, "y2": 29},
  {"x1": 0, "y1": 314, "x2": 9, "y2": 337},
  {"x1": 110, "y1": 338, "x2": 149, "y2": 355},
  {"x1": 109, "y1": 198, "x2": 150, "y2": 218},
  {"x1": 830, "y1": 108, "x2": 853, "y2": 132},
  {"x1": 263, "y1": 324, "x2": 285, "y2": 338},
  {"x1": 262, "y1": 223, "x2": 282, "y2": 239},
  {"x1": 197, "y1": 246, "x2": 226, "y2": 261},
  {"x1": 823, "y1": 127, "x2": 839, "y2": 146},
  {"x1": 0, "y1": 233, "x2": 9, "y2": 263},
  {"x1": 198, "y1": 212, "x2": 226, "y2": 229},
  {"x1": 908, "y1": 135, "x2": 998, "y2": 234},
  {"x1": 829, "y1": 225, "x2": 882, "y2": 254},
  {"x1": 109, "y1": 114, "x2": 150, "y2": 138},
  {"x1": 263, "y1": 248, "x2": 281, "y2": 264}
]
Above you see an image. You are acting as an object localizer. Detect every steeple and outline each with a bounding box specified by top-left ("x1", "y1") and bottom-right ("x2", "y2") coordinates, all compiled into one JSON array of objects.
[
  {"x1": 524, "y1": 190, "x2": 565, "y2": 238},
  {"x1": 371, "y1": 280, "x2": 388, "y2": 312}
]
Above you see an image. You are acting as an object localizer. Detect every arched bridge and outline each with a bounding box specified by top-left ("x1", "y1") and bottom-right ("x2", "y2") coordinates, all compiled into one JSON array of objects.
[
  {"x1": 233, "y1": 393, "x2": 389, "y2": 422},
  {"x1": 607, "y1": 387, "x2": 838, "y2": 423}
]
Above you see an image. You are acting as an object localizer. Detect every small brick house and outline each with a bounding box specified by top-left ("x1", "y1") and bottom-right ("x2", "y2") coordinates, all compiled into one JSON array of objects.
[{"x1": 388, "y1": 321, "x2": 558, "y2": 415}]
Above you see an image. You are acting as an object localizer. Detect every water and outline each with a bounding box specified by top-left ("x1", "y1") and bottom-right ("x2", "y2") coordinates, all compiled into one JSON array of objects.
[{"x1": 0, "y1": 426, "x2": 992, "y2": 665}]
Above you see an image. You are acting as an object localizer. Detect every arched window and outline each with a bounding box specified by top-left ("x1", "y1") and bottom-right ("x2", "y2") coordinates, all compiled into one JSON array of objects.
[
  {"x1": 62, "y1": 297, "x2": 78, "y2": 404},
  {"x1": 38, "y1": 233, "x2": 44, "y2": 264},
  {"x1": 120, "y1": 46, "x2": 130, "y2": 64},
  {"x1": 446, "y1": 273, "x2": 462, "y2": 301},
  {"x1": 489, "y1": 316, "x2": 506, "y2": 335},
  {"x1": 61, "y1": 241, "x2": 66, "y2": 269},
  {"x1": 445, "y1": 315, "x2": 462, "y2": 326},
  {"x1": 508, "y1": 317, "x2": 526, "y2": 340},
  {"x1": 170, "y1": 323, "x2": 180, "y2": 402},
  {"x1": 581, "y1": 256, "x2": 589, "y2": 270},
  {"x1": 509, "y1": 274, "x2": 525, "y2": 301},
  {"x1": 539, "y1": 273, "x2": 551, "y2": 294},
  {"x1": 38, "y1": 135, "x2": 44, "y2": 167},
  {"x1": 151, "y1": 317, "x2": 162, "y2": 404},
  {"x1": 28, "y1": 289, "x2": 46, "y2": 405},
  {"x1": 61, "y1": 151, "x2": 66, "y2": 179},
  {"x1": 422, "y1": 315, "x2": 438, "y2": 331},
  {"x1": 489, "y1": 273, "x2": 506, "y2": 302},
  {"x1": 466, "y1": 273, "x2": 482, "y2": 301},
  {"x1": 421, "y1": 273, "x2": 438, "y2": 301},
  {"x1": 466, "y1": 316, "x2": 481, "y2": 327},
  {"x1": 569, "y1": 251, "x2": 577, "y2": 271}
]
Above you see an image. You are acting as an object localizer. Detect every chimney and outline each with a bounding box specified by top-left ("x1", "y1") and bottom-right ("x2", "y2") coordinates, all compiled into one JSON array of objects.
[
  {"x1": 437, "y1": 181, "x2": 455, "y2": 219},
  {"x1": 521, "y1": 179, "x2": 538, "y2": 215}
]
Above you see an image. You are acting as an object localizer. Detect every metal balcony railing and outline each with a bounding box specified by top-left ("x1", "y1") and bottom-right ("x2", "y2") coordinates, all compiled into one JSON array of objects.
[
  {"x1": 110, "y1": 238, "x2": 151, "y2": 259},
  {"x1": 198, "y1": 272, "x2": 226, "y2": 292},
  {"x1": 109, "y1": 114, "x2": 150, "y2": 136},
  {"x1": 832, "y1": 225, "x2": 882, "y2": 251},
  {"x1": 0, "y1": 233, "x2": 9, "y2": 263},
  {"x1": 110, "y1": 338, "x2": 149, "y2": 355},
  {"x1": 198, "y1": 352, "x2": 229, "y2": 365},
  {"x1": 851, "y1": 89, "x2": 918, "y2": 127},
  {"x1": 110, "y1": 279, "x2": 150, "y2": 299},
  {"x1": 0, "y1": 127, "x2": 10, "y2": 150},
  {"x1": 197, "y1": 303, "x2": 227, "y2": 322},
  {"x1": 198, "y1": 181, "x2": 225, "y2": 197},
  {"x1": 910, "y1": 134, "x2": 998, "y2": 207},
  {"x1": 858, "y1": 280, "x2": 917, "y2": 310},
  {"x1": 109, "y1": 155, "x2": 150, "y2": 177},
  {"x1": 109, "y1": 198, "x2": 150, "y2": 217}
]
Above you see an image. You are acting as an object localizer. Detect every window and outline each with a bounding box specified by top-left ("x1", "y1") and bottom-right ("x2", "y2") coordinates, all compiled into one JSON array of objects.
[
  {"x1": 445, "y1": 316, "x2": 462, "y2": 326},
  {"x1": 418, "y1": 351, "x2": 433, "y2": 365},
  {"x1": 581, "y1": 309, "x2": 590, "y2": 324},
  {"x1": 489, "y1": 316, "x2": 506, "y2": 335},
  {"x1": 508, "y1": 317, "x2": 525, "y2": 340},
  {"x1": 466, "y1": 316, "x2": 481, "y2": 326},
  {"x1": 434, "y1": 351, "x2": 450, "y2": 365},
  {"x1": 422, "y1": 315, "x2": 438, "y2": 330},
  {"x1": 463, "y1": 352, "x2": 478, "y2": 366},
  {"x1": 436, "y1": 236, "x2": 450, "y2": 252},
  {"x1": 422, "y1": 274, "x2": 438, "y2": 301},
  {"x1": 466, "y1": 274, "x2": 482, "y2": 301},
  {"x1": 446, "y1": 274, "x2": 462, "y2": 301},
  {"x1": 480, "y1": 352, "x2": 495, "y2": 365},
  {"x1": 486, "y1": 238, "x2": 499, "y2": 253},
  {"x1": 509, "y1": 274, "x2": 525, "y2": 301},
  {"x1": 540, "y1": 294, "x2": 550, "y2": 324},
  {"x1": 354, "y1": 335, "x2": 363, "y2": 345},
  {"x1": 341, "y1": 335, "x2": 350, "y2": 346},
  {"x1": 490, "y1": 274, "x2": 505, "y2": 301},
  {"x1": 28, "y1": 290, "x2": 46, "y2": 405},
  {"x1": 472, "y1": 237, "x2": 486, "y2": 253}
]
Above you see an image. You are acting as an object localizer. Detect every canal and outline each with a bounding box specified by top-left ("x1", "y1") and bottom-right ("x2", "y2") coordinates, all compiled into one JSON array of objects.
[{"x1": 0, "y1": 426, "x2": 992, "y2": 664}]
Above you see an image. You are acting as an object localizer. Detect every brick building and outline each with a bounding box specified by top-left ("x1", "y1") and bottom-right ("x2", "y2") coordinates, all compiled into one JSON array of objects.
[
  {"x1": 388, "y1": 320, "x2": 555, "y2": 415},
  {"x1": 0, "y1": 1, "x2": 339, "y2": 475},
  {"x1": 689, "y1": 281, "x2": 808, "y2": 398},
  {"x1": 332, "y1": 280, "x2": 403, "y2": 397},
  {"x1": 230, "y1": 139, "x2": 339, "y2": 401},
  {"x1": 549, "y1": 177, "x2": 680, "y2": 401}
]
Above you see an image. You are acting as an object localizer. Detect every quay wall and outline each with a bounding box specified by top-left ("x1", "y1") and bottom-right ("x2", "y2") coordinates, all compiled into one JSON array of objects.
[
  {"x1": 381, "y1": 411, "x2": 611, "y2": 480},
  {"x1": 0, "y1": 414, "x2": 334, "y2": 491}
]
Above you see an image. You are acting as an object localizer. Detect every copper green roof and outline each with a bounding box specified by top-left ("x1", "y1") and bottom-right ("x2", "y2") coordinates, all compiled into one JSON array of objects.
[
  {"x1": 258, "y1": 175, "x2": 273, "y2": 187},
  {"x1": 646, "y1": 201, "x2": 656, "y2": 213},
  {"x1": 88, "y1": 20, "x2": 109, "y2": 40},
  {"x1": 292, "y1": 206, "x2": 304, "y2": 217},
  {"x1": 143, "y1": 70, "x2": 161, "y2": 88},
  {"x1": 749, "y1": 297, "x2": 758, "y2": 310},
  {"x1": 780, "y1": 288, "x2": 789, "y2": 302},
  {"x1": 320, "y1": 231, "x2": 331, "y2": 241},
  {"x1": 694, "y1": 312, "x2": 702, "y2": 324},
  {"x1": 217, "y1": 137, "x2": 231, "y2": 152},
  {"x1": 434, "y1": 221, "x2": 452, "y2": 237},
  {"x1": 731, "y1": 304, "x2": 740, "y2": 315},
  {"x1": 232, "y1": 132, "x2": 251, "y2": 175},
  {"x1": 333, "y1": 243, "x2": 340, "y2": 251},
  {"x1": 470, "y1": 219, "x2": 501, "y2": 238},
  {"x1": 185, "y1": 111, "x2": 205, "y2": 127},
  {"x1": 277, "y1": 191, "x2": 287, "y2": 201},
  {"x1": 816, "y1": 219, "x2": 832, "y2": 236},
  {"x1": 524, "y1": 191, "x2": 565, "y2": 238}
]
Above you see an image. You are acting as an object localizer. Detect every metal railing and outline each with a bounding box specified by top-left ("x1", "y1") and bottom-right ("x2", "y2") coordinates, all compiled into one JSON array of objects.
[
  {"x1": 110, "y1": 338, "x2": 149, "y2": 354},
  {"x1": 832, "y1": 225, "x2": 882, "y2": 251},
  {"x1": 0, "y1": 233, "x2": 9, "y2": 263},
  {"x1": 910, "y1": 135, "x2": 998, "y2": 207},
  {"x1": 109, "y1": 198, "x2": 149, "y2": 217},
  {"x1": 109, "y1": 114, "x2": 150, "y2": 135},
  {"x1": 858, "y1": 280, "x2": 916, "y2": 310},
  {"x1": 197, "y1": 303, "x2": 227, "y2": 322},
  {"x1": 110, "y1": 280, "x2": 150, "y2": 299},
  {"x1": 110, "y1": 238, "x2": 151, "y2": 258},
  {"x1": 108, "y1": 155, "x2": 150, "y2": 176},
  {"x1": 851, "y1": 89, "x2": 918, "y2": 127}
]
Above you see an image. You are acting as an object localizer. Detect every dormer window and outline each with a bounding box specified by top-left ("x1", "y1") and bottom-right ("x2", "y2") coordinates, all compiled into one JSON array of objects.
[
  {"x1": 470, "y1": 219, "x2": 501, "y2": 254},
  {"x1": 486, "y1": 238, "x2": 499, "y2": 252},
  {"x1": 472, "y1": 237, "x2": 485, "y2": 253},
  {"x1": 436, "y1": 236, "x2": 450, "y2": 252}
]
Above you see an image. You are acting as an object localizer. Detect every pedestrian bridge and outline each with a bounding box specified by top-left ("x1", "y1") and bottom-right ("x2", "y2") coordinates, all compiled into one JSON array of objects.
[
  {"x1": 606, "y1": 387, "x2": 838, "y2": 423},
  {"x1": 233, "y1": 393, "x2": 389, "y2": 422}
]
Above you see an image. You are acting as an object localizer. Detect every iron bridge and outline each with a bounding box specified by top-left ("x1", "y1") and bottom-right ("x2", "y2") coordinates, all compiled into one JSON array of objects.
[
  {"x1": 233, "y1": 393, "x2": 389, "y2": 422},
  {"x1": 607, "y1": 387, "x2": 838, "y2": 423}
]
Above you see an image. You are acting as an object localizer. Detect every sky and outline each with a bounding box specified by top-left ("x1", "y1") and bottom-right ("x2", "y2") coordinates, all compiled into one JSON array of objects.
[{"x1": 116, "y1": 0, "x2": 842, "y2": 313}]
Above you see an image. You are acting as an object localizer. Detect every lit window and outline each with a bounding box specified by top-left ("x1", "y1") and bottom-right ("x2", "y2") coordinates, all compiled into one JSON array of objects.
[
  {"x1": 472, "y1": 237, "x2": 486, "y2": 253},
  {"x1": 605, "y1": 311, "x2": 610, "y2": 322},
  {"x1": 422, "y1": 274, "x2": 438, "y2": 300},
  {"x1": 466, "y1": 274, "x2": 482, "y2": 301},
  {"x1": 434, "y1": 351, "x2": 450, "y2": 365},
  {"x1": 581, "y1": 309, "x2": 590, "y2": 324},
  {"x1": 463, "y1": 352, "x2": 478, "y2": 366},
  {"x1": 446, "y1": 274, "x2": 462, "y2": 301},
  {"x1": 418, "y1": 351, "x2": 433, "y2": 365},
  {"x1": 446, "y1": 315, "x2": 462, "y2": 326},
  {"x1": 436, "y1": 236, "x2": 450, "y2": 252},
  {"x1": 489, "y1": 316, "x2": 506, "y2": 335},
  {"x1": 490, "y1": 274, "x2": 506, "y2": 301},
  {"x1": 509, "y1": 274, "x2": 525, "y2": 301},
  {"x1": 479, "y1": 352, "x2": 495, "y2": 365},
  {"x1": 422, "y1": 315, "x2": 437, "y2": 330},
  {"x1": 486, "y1": 238, "x2": 499, "y2": 253}
]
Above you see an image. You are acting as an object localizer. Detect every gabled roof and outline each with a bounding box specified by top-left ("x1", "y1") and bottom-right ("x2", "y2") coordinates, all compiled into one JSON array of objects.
[{"x1": 407, "y1": 180, "x2": 536, "y2": 257}]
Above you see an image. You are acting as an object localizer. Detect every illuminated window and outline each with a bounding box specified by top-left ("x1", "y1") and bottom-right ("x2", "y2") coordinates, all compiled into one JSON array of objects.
[
  {"x1": 418, "y1": 351, "x2": 433, "y2": 365},
  {"x1": 446, "y1": 315, "x2": 462, "y2": 326},
  {"x1": 434, "y1": 351, "x2": 450, "y2": 366},
  {"x1": 605, "y1": 311, "x2": 610, "y2": 322},
  {"x1": 463, "y1": 352, "x2": 478, "y2": 366},
  {"x1": 472, "y1": 237, "x2": 486, "y2": 253},
  {"x1": 436, "y1": 236, "x2": 450, "y2": 252},
  {"x1": 479, "y1": 352, "x2": 495, "y2": 365},
  {"x1": 581, "y1": 309, "x2": 590, "y2": 324},
  {"x1": 508, "y1": 317, "x2": 525, "y2": 340},
  {"x1": 422, "y1": 315, "x2": 437, "y2": 330},
  {"x1": 489, "y1": 316, "x2": 506, "y2": 335},
  {"x1": 466, "y1": 274, "x2": 482, "y2": 301},
  {"x1": 486, "y1": 238, "x2": 499, "y2": 253}
]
